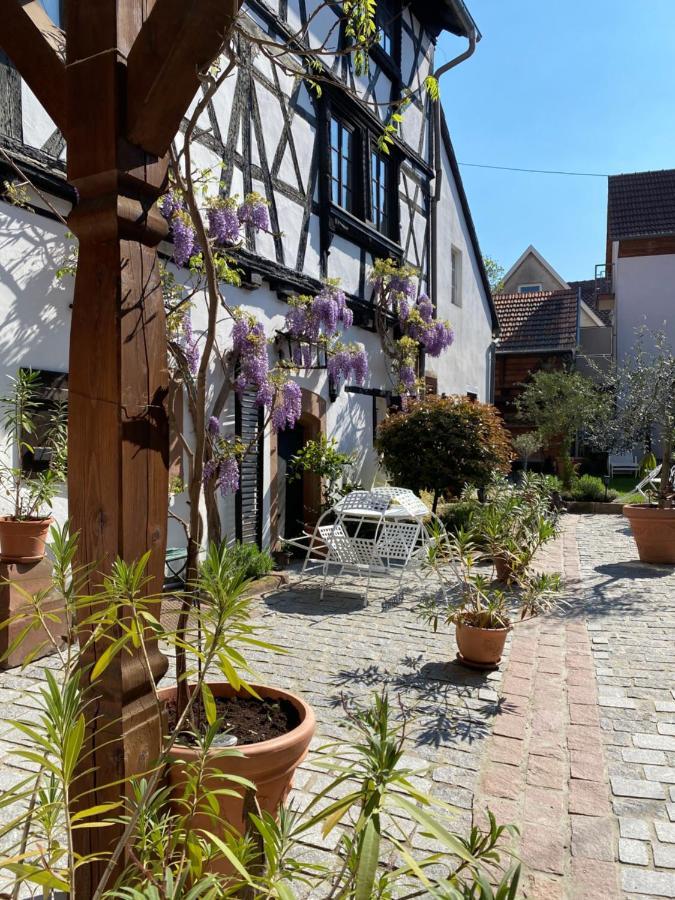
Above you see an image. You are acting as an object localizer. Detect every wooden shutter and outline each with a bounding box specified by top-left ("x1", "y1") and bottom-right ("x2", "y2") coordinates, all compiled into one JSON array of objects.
[{"x1": 235, "y1": 391, "x2": 263, "y2": 546}]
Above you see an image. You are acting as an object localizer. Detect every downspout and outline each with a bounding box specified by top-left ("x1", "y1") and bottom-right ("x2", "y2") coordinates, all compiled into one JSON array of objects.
[{"x1": 430, "y1": 18, "x2": 477, "y2": 321}]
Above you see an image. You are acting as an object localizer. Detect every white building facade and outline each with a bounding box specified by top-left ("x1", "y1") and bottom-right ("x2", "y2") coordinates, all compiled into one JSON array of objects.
[{"x1": 0, "y1": 0, "x2": 497, "y2": 551}]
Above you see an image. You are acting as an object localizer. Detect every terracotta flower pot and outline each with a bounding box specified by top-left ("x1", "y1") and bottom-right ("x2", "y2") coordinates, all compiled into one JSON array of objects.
[
  {"x1": 623, "y1": 504, "x2": 675, "y2": 565},
  {"x1": 0, "y1": 516, "x2": 53, "y2": 562},
  {"x1": 160, "y1": 682, "x2": 316, "y2": 850},
  {"x1": 456, "y1": 621, "x2": 510, "y2": 668}
]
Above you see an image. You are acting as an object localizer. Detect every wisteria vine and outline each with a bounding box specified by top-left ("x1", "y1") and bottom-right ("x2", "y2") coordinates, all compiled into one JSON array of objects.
[{"x1": 370, "y1": 258, "x2": 454, "y2": 396}]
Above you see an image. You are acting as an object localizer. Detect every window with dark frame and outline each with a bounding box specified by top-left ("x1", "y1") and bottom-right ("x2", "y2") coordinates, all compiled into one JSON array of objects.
[
  {"x1": 330, "y1": 117, "x2": 353, "y2": 212},
  {"x1": 370, "y1": 149, "x2": 389, "y2": 234}
]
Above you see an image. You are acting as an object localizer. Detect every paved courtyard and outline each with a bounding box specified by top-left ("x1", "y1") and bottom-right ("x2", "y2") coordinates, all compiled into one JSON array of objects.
[{"x1": 0, "y1": 513, "x2": 674, "y2": 897}]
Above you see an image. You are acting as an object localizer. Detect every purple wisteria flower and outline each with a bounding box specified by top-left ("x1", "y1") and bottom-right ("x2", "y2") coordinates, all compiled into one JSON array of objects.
[
  {"x1": 417, "y1": 294, "x2": 434, "y2": 323},
  {"x1": 208, "y1": 205, "x2": 241, "y2": 245},
  {"x1": 398, "y1": 364, "x2": 416, "y2": 390},
  {"x1": 216, "y1": 457, "x2": 240, "y2": 496},
  {"x1": 272, "y1": 381, "x2": 302, "y2": 432},
  {"x1": 207, "y1": 416, "x2": 220, "y2": 435},
  {"x1": 327, "y1": 346, "x2": 368, "y2": 387},
  {"x1": 171, "y1": 216, "x2": 197, "y2": 267},
  {"x1": 232, "y1": 311, "x2": 273, "y2": 407},
  {"x1": 421, "y1": 321, "x2": 454, "y2": 357},
  {"x1": 180, "y1": 312, "x2": 199, "y2": 375},
  {"x1": 238, "y1": 193, "x2": 270, "y2": 232}
]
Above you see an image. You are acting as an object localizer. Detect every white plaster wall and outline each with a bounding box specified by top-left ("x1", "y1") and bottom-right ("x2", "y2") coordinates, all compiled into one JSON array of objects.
[
  {"x1": 0, "y1": 199, "x2": 72, "y2": 526},
  {"x1": 430, "y1": 142, "x2": 494, "y2": 401},
  {"x1": 614, "y1": 251, "x2": 675, "y2": 361}
]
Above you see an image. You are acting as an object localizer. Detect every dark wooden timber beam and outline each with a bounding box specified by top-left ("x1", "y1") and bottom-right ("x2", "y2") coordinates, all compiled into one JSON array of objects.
[
  {"x1": 126, "y1": 0, "x2": 241, "y2": 156},
  {"x1": 0, "y1": 0, "x2": 66, "y2": 133}
]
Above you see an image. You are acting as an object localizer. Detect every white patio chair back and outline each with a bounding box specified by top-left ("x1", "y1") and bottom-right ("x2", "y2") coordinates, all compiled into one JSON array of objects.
[
  {"x1": 636, "y1": 463, "x2": 675, "y2": 499},
  {"x1": 300, "y1": 486, "x2": 448, "y2": 600}
]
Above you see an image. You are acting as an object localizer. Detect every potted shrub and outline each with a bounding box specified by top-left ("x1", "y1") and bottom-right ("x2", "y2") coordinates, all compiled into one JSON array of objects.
[
  {"x1": 375, "y1": 395, "x2": 514, "y2": 512},
  {"x1": 0, "y1": 369, "x2": 66, "y2": 561},
  {"x1": 420, "y1": 526, "x2": 561, "y2": 667},
  {"x1": 471, "y1": 474, "x2": 560, "y2": 583},
  {"x1": 588, "y1": 329, "x2": 675, "y2": 563},
  {"x1": 1, "y1": 523, "x2": 522, "y2": 896}
]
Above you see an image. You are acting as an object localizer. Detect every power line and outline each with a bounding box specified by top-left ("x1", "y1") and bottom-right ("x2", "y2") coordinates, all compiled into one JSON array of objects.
[{"x1": 458, "y1": 161, "x2": 609, "y2": 178}]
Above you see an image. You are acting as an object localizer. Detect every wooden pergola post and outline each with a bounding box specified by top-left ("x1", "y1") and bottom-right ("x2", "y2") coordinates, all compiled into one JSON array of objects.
[{"x1": 0, "y1": 0, "x2": 240, "y2": 890}]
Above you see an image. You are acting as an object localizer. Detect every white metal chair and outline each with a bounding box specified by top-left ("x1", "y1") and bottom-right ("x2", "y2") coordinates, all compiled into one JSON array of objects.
[
  {"x1": 609, "y1": 452, "x2": 639, "y2": 478},
  {"x1": 635, "y1": 464, "x2": 675, "y2": 499},
  {"x1": 299, "y1": 488, "x2": 451, "y2": 599}
]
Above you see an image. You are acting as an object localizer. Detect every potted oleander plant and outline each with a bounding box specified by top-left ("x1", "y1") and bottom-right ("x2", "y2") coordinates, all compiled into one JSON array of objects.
[
  {"x1": 420, "y1": 525, "x2": 561, "y2": 667},
  {"x1": 471, "y1": 474, "x2": 560, "y2": 583},
  {"x1": 588, "y1": 328, "x2": 675, "y2": 564},
  {"x1": 1, "y1": 523, "x2": 521, "y2": 896},
  {"x1": 0, "y1": 369, "x2": 67, "y2": 561}
]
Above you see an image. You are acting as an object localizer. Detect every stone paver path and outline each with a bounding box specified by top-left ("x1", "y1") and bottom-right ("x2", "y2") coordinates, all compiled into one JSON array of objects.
[
  {"x1": 1, "y1": 514, "x2": 675, "y2": 898},
  {"x1": 577, "y1": 515, "x2": 675, "y2": 899}
]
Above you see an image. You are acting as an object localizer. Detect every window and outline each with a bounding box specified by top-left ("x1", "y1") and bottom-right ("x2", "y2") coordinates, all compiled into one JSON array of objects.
[
  {"x1": 323, "y1": 97, "x2": 402, "y2": 251},
  {"x1": 518, "y1": 284, "x2": 542, "y2": 293},
  {"x1": 451, "y1": 247, "x2": 462, "y2": 307},
  {"x1": 377, "y1": 3, "x2": 394, "y2": 56},
  {"x1": 370, "y1": 149, "x2": 389, "y2": 234},
  {"x1": 330, "y1": 117, "x2": 353, "y2": 212}
]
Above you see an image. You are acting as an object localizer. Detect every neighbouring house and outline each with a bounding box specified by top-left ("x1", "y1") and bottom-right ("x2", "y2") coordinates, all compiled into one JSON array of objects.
[
  {"x1": 0, "y1": 0, "x2": 497, "y2": 552},
  {"x1": 492, "y1": 288, "x2": 579, "y2": 455},
  {"x1": 605, "y1": 168, "x2": 675, "y2": 361},
  {"x1": 493, "y1": 247, "x2": 613, "y2": 446}
]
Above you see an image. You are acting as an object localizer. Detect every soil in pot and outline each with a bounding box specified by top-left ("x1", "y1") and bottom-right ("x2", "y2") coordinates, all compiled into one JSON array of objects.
[
  {"x1": 456, "y1": 621, "x2": 509, "y2": 669},
  {"x1": 0, "y1": 516, "x2": 52, "y2": 562},
  {"x1": 623, "y1": 504, "x2": 675, "y2": 565},
  {"x1": 160, "y1": 682, "x2": 315, "y2": 863},
  {"x1": 166, "y1": 693, "x2": 300, "y2": 745}
]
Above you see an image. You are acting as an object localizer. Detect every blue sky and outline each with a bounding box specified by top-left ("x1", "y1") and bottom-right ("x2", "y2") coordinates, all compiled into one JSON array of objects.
[{"x1": 437, "y1": 1, "x2": 675, "y2": 282}]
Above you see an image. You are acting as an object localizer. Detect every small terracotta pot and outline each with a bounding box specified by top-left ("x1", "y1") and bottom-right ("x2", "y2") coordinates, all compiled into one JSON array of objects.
[
  {"x1": 456, "y1": 621, "x2": 510, "y2": 668},
  {"x1": 160, "y1": 682, "x2": 315, "y2": 857},
  {"x1": 623, "y1": 504, "x2": 675, "y2": 565},
  {"x1": 0, "y1": 516, "x2": 53, "y2": 561}
]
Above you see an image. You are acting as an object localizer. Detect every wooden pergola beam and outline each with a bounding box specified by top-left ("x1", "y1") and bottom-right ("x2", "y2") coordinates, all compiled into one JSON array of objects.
[
  {"x1": 0, "y1": 0, "x2": 66, "y2": 133},
  {"x1": 126, "y1": 0, "x2": 240, "y2": 156}
]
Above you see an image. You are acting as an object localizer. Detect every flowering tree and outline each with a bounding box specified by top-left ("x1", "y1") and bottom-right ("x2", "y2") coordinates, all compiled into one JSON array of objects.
[{"x1": 370, "y1": 258, "x2": 454, "y2": 397}]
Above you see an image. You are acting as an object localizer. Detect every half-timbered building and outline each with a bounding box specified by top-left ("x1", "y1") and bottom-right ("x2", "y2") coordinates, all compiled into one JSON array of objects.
[{"x1": 0, "y1": 0, "x2": 497, "y2": 551}]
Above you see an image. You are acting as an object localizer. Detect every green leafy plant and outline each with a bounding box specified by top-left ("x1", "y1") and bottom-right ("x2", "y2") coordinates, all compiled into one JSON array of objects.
[
  {"x1": 511, "y1": 431, "x2": 543, "y2": 471},
  {"x1": 376, "y1": 396, "x2": 514, "y2": 512},
  {"x1": 0, "y1": 527, "x2": 520, "y2": 897},
  {"x1": 289, "y1": 436, "x2": 355, "y2": 511},
  {"x1": 515, "y1": 369, "x2": 604, "y2": 491},
  {"x1": 220, "y1": 540, "x2": 274, "y2": 580},
  {"x1": 570, "y1": 474, "x2": 617, "y2": 503},
  {"x1": 0, "y1": 369, "x2": 67, "y2": 520},
  {"x1": 468, "y1": 474, "x2": 561, "y2": 582},
  {"x1": 418, "y1": 526, "x2": 561, "y2": 632},
  {"x1": 587, "y1": 328, "x2": 675, "y2": 508}
]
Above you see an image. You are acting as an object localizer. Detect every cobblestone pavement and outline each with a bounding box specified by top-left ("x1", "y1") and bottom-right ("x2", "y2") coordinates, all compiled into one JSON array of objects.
[
  {"x1": 475, "y1": 514, "x2": 675, "y2": 899},
  {"x1": 576, "y1": 515, "x2": 675, "y2": 899},
  {"x1": 1, "y1": 516, "x2": 674, "y2": 898}
]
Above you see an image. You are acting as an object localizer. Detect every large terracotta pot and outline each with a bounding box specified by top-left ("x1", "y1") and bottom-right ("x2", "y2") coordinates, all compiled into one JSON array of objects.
[
  {"x1": 456, "y1": 621, "x2": 510, "y2": 668},
  {"x1": 0, "y1": 516, "x2": 52, "y2": 562},
  {"x1": 160, "y1": 682, "x2": 316, "y2": 843},
  {"x1": 623, "y1": 504, "x2": 675, "y2": 565}
]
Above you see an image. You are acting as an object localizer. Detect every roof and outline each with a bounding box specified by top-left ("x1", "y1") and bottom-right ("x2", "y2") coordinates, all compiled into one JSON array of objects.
[
  {"x1": 607, "y1": 169, "x2": 675, "y2": 241},
  {"x1": 493, "y1": 290, "x2": 579, "y2": 354},
  {"x1": 502, "y1": 244, "x2": 569, "y2": 291},
  {"x1": 414, "y1": 0, "x2": 482, "y2": 40},
  {"x1": 439, "y1": 112, "x2": 499, "y2": 335},
  {"x1": 568, "y1": 278, "x2": 612, "y2": 326}
]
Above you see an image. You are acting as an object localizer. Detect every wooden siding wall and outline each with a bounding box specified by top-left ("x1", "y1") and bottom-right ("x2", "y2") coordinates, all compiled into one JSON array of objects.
[{"x1": 494, "y1": 352, "x2": 570, "y2": 427}]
